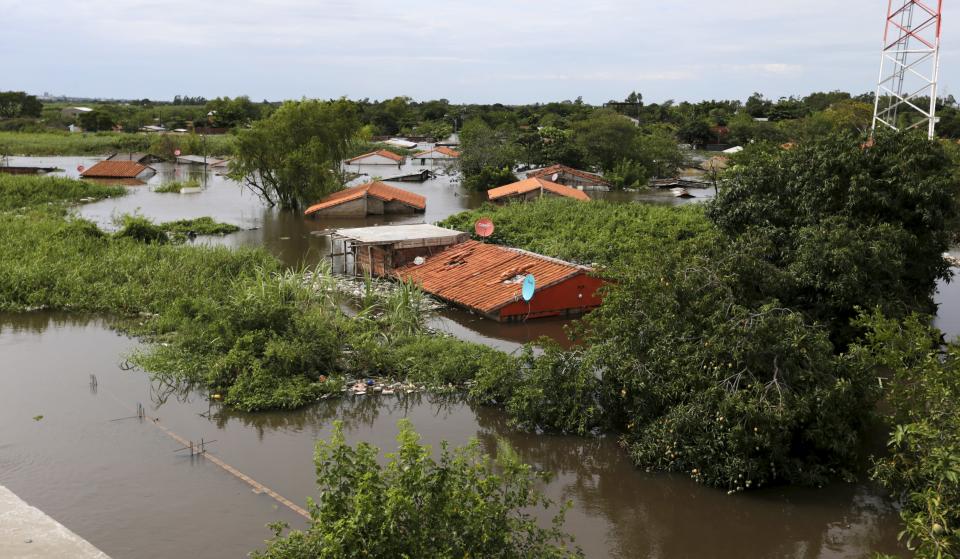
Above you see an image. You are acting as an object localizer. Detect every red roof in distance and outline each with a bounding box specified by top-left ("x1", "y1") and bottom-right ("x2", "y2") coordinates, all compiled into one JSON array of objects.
[
  {"x1": 345, "y1": 149, "x2": 404, "y2": 164},
  {"x1": 487, "y1": 177, "x2": 590, "y2": 202},
  {"x1": 304, "y1": 181, "x2": 426, "y2": 215},
  {"x1": 80, "y1": 160, "x2": 153, "y2": 178}
]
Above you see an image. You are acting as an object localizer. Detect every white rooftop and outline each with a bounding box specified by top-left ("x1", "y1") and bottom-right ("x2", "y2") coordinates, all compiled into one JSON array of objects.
[{"x1": 333, "y1": 224, "x2": 466, "y2": 244}]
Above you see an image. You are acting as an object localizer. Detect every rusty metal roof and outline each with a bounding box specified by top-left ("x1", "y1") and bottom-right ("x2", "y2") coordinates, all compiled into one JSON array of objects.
[
  {"x1": 80, "y1": 160, "x2": 152, "y2": 178},
  {"x1": 304, "y1": 181, "x2": 426, "y2": 215},
  {"x1": 526, "y1": 164, "x2": 609, "y2": 185},
  {"x1": 487, "y1": 177, "x2": 590, "y2": 202},
  {"x1": 345, "y1": 149, "x2": 404, "y2": 163},
  {"x1": 395, "y1": 240, "x2": 591, "y2": 314}
]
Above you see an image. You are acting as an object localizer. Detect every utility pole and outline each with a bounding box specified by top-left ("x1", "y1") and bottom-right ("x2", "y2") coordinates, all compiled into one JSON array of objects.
[{"x1": 872, "y1": 0, "x2": 944, "y2": 139}]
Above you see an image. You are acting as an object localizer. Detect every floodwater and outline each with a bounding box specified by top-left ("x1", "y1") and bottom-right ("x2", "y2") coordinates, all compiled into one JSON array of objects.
[
  {"x1": 0, "y1": 313, "x2": 902, "y2": 559},
  {"x1": 0, "y1": 155, "x2": 903, "y2": 558}
]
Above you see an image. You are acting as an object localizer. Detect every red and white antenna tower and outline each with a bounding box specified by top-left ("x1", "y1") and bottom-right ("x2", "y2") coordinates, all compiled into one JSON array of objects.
[{"x1": 872, "y1": 0, "x2": 944, "y2": 139}]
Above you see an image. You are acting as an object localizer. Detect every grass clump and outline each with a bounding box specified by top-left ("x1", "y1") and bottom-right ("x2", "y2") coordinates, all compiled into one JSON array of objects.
[
  {"x1": 0, "y1": 174, "x2": 125, "y2": 211},
  {"x1": 161, "y1": 216, "x2": 240, "y2": 236},
  {"x1": 153, "y1": 179, "x2": 199, "y2": 193}
]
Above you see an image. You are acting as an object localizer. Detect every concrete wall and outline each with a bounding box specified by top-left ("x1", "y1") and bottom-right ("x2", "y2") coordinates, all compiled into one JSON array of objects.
[
  {"x1": 0, "y1": 485, "x2": 110, "y2": 559},
  {"x1": 383, "y1": 200, "x2": 421, "y2": 214},
  {"x1": 497, "y1": 272, "x2": 605, "y2": 322},
  {"x1": 311, "y1": 197, "x2": 367, "y2": 217}
]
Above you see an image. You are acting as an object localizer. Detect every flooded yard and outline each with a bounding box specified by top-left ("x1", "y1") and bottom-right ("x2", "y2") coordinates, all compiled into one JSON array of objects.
[{"x1": 0, "y1": 155, "x2": 913, "y2": 558}]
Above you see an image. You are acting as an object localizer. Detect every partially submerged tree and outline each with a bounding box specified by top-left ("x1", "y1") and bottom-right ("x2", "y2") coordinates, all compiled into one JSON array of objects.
[
  {"x1": 230, "y1": 99, "x2": 361, "y2": 209},
  {"x1": 253, "y1": 420, "x2": 582, "y2": 559}
]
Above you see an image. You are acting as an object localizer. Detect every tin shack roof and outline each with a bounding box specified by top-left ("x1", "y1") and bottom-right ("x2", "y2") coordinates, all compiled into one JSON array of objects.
[
  {"x1": 304, "y1": 182, "x2": 426, "y2": 215},
  {"x1": 332, "y1": 224, "x2": 468, "y2": 247},
  {"x1": 487, "y1": 177, "x2": 590, "y2": 202},
  {"x1": 80, "y1": 160, "x2": 153, "y2": 178},
  {"x1": 395, "y1": 240, "x2": 591, "y2": 314}
]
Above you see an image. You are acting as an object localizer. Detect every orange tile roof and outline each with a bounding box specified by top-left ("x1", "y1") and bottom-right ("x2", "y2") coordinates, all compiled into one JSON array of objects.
[
  {"x1": 80, "y1": 160, "x2": 152, "y2": 178},
  {"x1": 487, "y1": 177, "x2": 590, "y2": 202},
  {"x1": 395, "y1": 240, "x2": 590, "y2": 314},
  {"x1": 304, "y1": 181, "x2": 426, "y2": 215},
  {"x1": 413, "y1": 146, "x2": 460, "y2": 158},
  {"x1": 346, "y1": 149, "x2": 404, "y2": 164},
  {"x1": 527, "y1": 164, "x2": 609, "y2": 186}
]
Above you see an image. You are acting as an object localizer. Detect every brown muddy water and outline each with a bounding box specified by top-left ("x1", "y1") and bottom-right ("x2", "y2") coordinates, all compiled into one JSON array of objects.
[
  {"x1": 0, "y1": 313, "x2": 903, "y2": 559},
  {"x1": 0, "y1": 156, "x2": 927, "y2": 558}
]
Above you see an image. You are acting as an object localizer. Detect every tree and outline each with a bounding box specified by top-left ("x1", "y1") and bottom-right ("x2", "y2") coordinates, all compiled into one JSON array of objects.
[
  {"x1": 229, "y1": 99, "x2": 361, "y2": 209},
  {"x1": 676, "y1": 117, "x2": 712, "y2": 148},
  {"x1": 707, "y1": 132, "x2": 960, "y2": 343},
  {"x1": 204, "y1": 96, "x2": 260, "y2": 128},
  {"x1": 744, "y1": 92, "x2": 772, "y2": 118},
  {"x1": 634, "y1": 125, "x2": 683, "y2": 177},
  {"x1": 77, "y1": 110, "x2": 116, "y2": 131},
  {"x1": 0, "y1": 91, "x2": 42, "y2": 118},
  {"x1": 252, "y1": 420, "x2": 582, "y2": 559},
  {"x1": 459, "y1": 118, "x2": 519, "y2": 189},
  {"x1": 572, "y1": 110, "x2": 638, "y2": 171}
]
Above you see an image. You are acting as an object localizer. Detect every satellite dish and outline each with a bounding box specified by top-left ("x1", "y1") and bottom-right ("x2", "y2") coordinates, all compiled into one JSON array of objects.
[
  {"x1": 76, "y1": 165, "x2": 85, "y2": 173},
  {"x1": 475, "y1": 218, "x2": 494, "y2": 237},
  {"x1": 413, "y1": 256, "x2": 425, "y2": 266},
  {"x1": 521, "y1": 274, "x2": 536, "y2": 301},
  {"x1": 551, "y1": 172, "x2": 559, "y2": 182},
  {"x1": 174, "y1": 149, "x2": 181, "y2": 157}
]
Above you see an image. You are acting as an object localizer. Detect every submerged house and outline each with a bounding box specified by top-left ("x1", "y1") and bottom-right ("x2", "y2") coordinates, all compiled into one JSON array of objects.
[
  {"x1": 525, "y1": 164, "x2": 609, "y2": 191},
  {"x1": 411, "y1": 146, "x2": 460, "y2": 165},
  {"x1": 304, "y1": 182, "x2": 426, "y2": 218},
  {"x1": 106, "y1": 152, "x2": 158, "y2": 164},
  {"x1": 487, "y1": 177, "x2": 590, "y2": 204},
  {"x1": 329, "y1": 224, "x2": 470, "y2": 277},
  {"x1": 345, "y1": 149, "x2": 405, "y2": 167},
  {"x1": 395, "y1": 240, "x2": 605, "y2": 322},
  {"x1": 80, "y1": 160, "x2": 155, "y2": 180}
]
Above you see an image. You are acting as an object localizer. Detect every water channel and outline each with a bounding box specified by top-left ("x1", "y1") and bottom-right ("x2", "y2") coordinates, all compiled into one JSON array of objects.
[{"x1": 2, "y1": 155, "x2": 941, "y2": 557}]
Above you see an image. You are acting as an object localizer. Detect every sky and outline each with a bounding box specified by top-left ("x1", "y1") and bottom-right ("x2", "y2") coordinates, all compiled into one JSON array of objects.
[{"x1": 1, "y1": 0, "x2": 956, "y2": 105}]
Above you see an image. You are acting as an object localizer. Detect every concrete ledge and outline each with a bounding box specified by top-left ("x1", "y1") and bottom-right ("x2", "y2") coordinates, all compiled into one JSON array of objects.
[{"x1": 0, "y1": 485, "x2": 110, "y2": 559}]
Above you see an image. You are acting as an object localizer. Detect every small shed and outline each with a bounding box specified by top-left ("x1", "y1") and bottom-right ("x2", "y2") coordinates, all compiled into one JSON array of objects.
[
  {"x1": 304, "y1": 182, "x2": 426, "y2": 218},
  {"x1": 395, "y1": 240, "x2": 604, "y2": 322},
  {"x1": 330, "y1": 224, "x2": 470, "y2": 277},
  {"x1": 487, "y1": 177, "x2": 590, "y2": 204},
  {"x1": 525, "y1": 164, "x2": 609, "y2": 191},
  {"x1": 80, "y1": 160, "x2": 155, "y2": 180},
  {"x1": 411, "y1": 146, "x2": 460, "y2": 165},
  {"x1": 345, "y1": 149, "x2": 405, "y2": 167}
]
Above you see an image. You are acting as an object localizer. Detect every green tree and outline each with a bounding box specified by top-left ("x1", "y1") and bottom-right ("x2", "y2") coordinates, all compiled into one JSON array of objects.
[
  {"x1": 459, "y1": 118, "x2": 519, "y2": 189},
  {"x1": 77, "y1": 110, "x2": 116, "y2": 132},
  {"x1": 572, "y1": 109, "x2": 638, "y2": 171},
  {"x1": 0, "y1": 91, "x2": 42, "y2": 118},
  {"x1": 707, "y1": 132, "x2": 960, "y2": 343},
  {"x1": 204, "y1": 96, "x2": 261, "y2": 128},
  {"x1": 253, "y1": 420, "x2": 582, "y2": 559},
  {"x1": 229, "y1": 99, "x2": 361, "y2": 209},
  {"x1": 634, "y1": 125, "x2": 683, "y2": 178},
  {"x1": 677, "y1": 118, "x2": 712, "y2": 148}
]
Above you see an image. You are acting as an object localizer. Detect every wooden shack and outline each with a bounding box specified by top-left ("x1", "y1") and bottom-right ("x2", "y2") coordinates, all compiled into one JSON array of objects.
[{"x1": 330, "y1": 224, "x2": 470, "y2": 277}]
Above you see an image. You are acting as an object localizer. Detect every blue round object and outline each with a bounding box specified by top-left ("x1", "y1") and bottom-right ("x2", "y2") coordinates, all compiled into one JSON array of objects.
[{"x1": 521, "y1": 274, "x2": 536, "y2": 301}]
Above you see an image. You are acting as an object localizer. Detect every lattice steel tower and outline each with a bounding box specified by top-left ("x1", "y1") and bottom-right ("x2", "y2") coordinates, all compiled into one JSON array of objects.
[{"x1": 872, "y1": 0, "x2": 944, "y2": 139}]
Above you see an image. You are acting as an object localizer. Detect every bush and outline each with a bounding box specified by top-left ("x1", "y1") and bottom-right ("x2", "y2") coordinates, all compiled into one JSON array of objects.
[
  {"x1": 463, "y1": 165, "x2": 517, "y2": 191},
  {"x1": 252, "y1": 420, "x2": 582, "y2": 559}
]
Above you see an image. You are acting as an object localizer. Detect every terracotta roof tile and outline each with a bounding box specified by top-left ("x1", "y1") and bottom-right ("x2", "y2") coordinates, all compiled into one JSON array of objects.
[
  {"x1": 527, "y1": 164, "x2": 609, "y2": 186},
  {"x1": 80, "y1": 160, "x2": 152, "y2": 178},
  {"x1": 413, "y1": 146, "x2": 460, "y2": 158},
  {"x1": 346, "y1": 149, "x2": 404, "y2": 164},
  {"x1": 304, "y1": 181, "x2": 426, "y2": 215},
  {"x1": 395, "y1": 240, "x2": 590, "y2": 314},
  {"x1": 487, "y1": 177, "x2": 590, "y2": 202}
]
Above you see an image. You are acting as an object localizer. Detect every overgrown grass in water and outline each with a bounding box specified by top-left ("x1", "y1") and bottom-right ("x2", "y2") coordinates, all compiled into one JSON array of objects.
[
  {"x1": 0, "y1": 174, "x2": 125, "y2": 211},
  {"x1": 0, "y1": 130, "x2": 236, "y2": 157},
  {"x1": 153, "y1": 179, "x2": 199, "y2": 193}
]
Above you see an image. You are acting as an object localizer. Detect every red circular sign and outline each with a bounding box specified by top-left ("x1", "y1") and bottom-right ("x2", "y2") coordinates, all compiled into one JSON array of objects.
[
  {"x1": 174, "y1": 149, "x2": 181, "y2": 156},
  {"x1": 76, "y1": 165, "x2": 85, "y2": 173},
  {"x1": 475, "y1": 218, "x2": 494, "y2": 237}
]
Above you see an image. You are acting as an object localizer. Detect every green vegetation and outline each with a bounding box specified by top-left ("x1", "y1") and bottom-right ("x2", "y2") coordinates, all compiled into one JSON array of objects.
[
  {"x1": 0, "y1": 174, "x2": 124, "y2": 211},
  {"x1": 153, "y1": 179, "x2": 199, "y2": 193},
  {"x1": 0, "y1": 91, "x2": 42, "y2": 118},
  {"x1": 253, "y1": 420, "x2": 581, "y2": 559},
  {"x1": 852, "y1": 312, "x2": 960, "y2": 558},
  {"x1": 230, "y1": 99, "x2": 361, "y2": 209},
  {"x1": 0, "y1": 130, "x2": 235, "y2": 157}
]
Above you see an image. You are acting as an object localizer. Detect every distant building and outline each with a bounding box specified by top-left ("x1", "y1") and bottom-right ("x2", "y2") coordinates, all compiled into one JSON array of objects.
[
  {"x1": 107, "y1": 152, "x2": 158, "y2": 164},
  {"x1": 524, "y1": 164, "x2": 609, "y2": 191},
  {"x1": 304, "y1": 181, "x2": 425, "y2": 218},
  {"x1": 345, "y1": 149, "x2": 405, "y2": 167},
  {"x1": 487, "y1": 177, "x2": 590, "y2": 204},
  {"x1": 329, "y1": 224, "x2": 470, "y2": 277},
  {"x1": 395, "y1": 240, "x2": 605, "y2": 322},
  {"x1": 80, "y1": 160, "x2": 155, "y2": 180},
  {"x1": 411, "y1": 146, "x2": 460, "y2": 166}
]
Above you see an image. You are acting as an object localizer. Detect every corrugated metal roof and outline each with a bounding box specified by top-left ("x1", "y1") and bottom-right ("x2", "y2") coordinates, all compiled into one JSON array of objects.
[
  {"x1": 331, "y1": 224, "x2": 467, "y2": 245},
  {"x1": 487, "y1": 177, "x2": 590, "y2": 202},
  {"x1": 303, "y1": 182, "x2": 426, "y2": 215},
  {"x1": 80, "y1": 160, "x2": 152, "y2": 178},
  {"x1": 395, "y1": 240, "x2": 590, "y2": 314},
  {"x1": 527, "y1": 164, "x2": 609, "y2": 185},
  {"x1": 345, "y1": 149, "x2": 404, "y2": 164}
]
